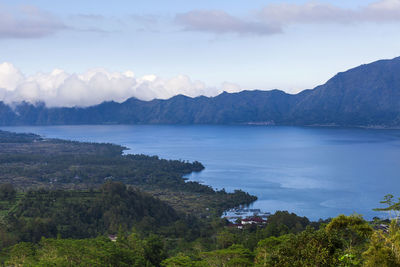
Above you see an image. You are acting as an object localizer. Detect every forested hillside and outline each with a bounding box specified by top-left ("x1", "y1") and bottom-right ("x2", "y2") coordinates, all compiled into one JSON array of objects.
[
  {"x1": 0, "y1": 130, "x2": 258, "y2": 265},
  {"x1": 1, "y1": 183, "x2": 184, "y2": 242},
  {"x1": 0, "y1": 130, "x2": 256, "y2": 216},
  {"x1": 2, "y1": 197, "x2": 398, "y2": 266}
]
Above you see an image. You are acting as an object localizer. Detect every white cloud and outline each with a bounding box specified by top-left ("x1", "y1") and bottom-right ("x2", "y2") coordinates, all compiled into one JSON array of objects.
[
  {"x1": 175, "y1": 10, "x2": 281, "y2": 35},
  {"x1": 0, "y1": 5, "x2": 66, "y2": 39},
  {"x1": 0, "y1": 62, "x2": 242, "y2": 107},
  {"x1": 260, "y1": 2, "x2": 354, "y2": 25},
  {"x1": 175, "y1": 0, "x2": 400, "y2": 36},
  {"x1": 364, "y1": 0, "x2": 400, "y2": 21},
  {"x1": 0, "y1": 62, "x2": 24, "y2": 90},
  {"x1": 130, "y1": 14, "x2": 161, "y2": 32},
  {"x1": 260, "y1": 0, "x2": 400, "y2": 25}
]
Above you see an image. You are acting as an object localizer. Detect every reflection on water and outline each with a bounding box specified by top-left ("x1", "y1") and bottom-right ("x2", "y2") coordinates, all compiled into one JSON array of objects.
[{"x1": 2, "y1": 124, "x2": 400, "y2": 220}]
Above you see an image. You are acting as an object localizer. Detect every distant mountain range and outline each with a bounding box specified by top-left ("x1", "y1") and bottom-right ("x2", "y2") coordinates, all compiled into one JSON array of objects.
[{"x1": 1, "y1": 57, "x2": 400, "y2": 127}]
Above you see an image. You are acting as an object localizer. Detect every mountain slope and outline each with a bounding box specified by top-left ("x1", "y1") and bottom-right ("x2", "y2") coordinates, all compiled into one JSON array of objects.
[
  {"x1": 8, "y1": 90, "x2": 297, "y2": 125},
  {"x1": 1, "y1": 57, "x2": 400, "y2": 127},
  {"x1": 291, "y1": 57, "x2": 400, "y2": 126}
]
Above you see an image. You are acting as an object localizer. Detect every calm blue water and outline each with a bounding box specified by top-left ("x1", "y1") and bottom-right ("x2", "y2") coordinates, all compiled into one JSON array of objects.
[{"x1": 1, "y1": 125, "x2": 399, "y2": 220}]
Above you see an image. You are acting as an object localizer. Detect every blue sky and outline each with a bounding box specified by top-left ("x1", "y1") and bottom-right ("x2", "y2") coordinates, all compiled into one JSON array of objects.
[{"x1": 1, "y1": 0, "x2": 400, "y2": 106}]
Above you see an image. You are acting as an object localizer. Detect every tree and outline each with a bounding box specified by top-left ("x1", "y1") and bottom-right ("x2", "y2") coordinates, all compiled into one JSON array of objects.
[
  {"x1": 5, "y1": 237, "x2": 148, "y2": 266},
  {"x1": 216, "y1": 231, "x2": 235, "y2": 249},
  {"x1": 254, "y1": 235, "x2": 288, "y2": 266},
  {"x1": 363, "y1": 230, "x2": 398, "y2": 267},
  {"x1": 325, "y1": 214, "x2": 372, "y2": 252},
  {"x1": 373, "y1": 194, "x2": 400, "y2": 219},
  {"x1": 201, "y1": 244, "x2": 253, "y2": 267},
  {"x1": 0, "y1": 183, "x2": 16, "y2": 200},
  {"x1": 6, "y1": 242, "x2": 37, "y2": 266},
  {"x1": 144, "y1": 234, "x2": 167, "y2": 266},
  {"x1": 161, "y1": 254, "x2": 202, "y2": 267},
  {"x1": 254, "y1": 227, "x2": 343, "y2": 267},
  {"x1": 363, "y1": 195, "x2": 400, "y2": 266}
]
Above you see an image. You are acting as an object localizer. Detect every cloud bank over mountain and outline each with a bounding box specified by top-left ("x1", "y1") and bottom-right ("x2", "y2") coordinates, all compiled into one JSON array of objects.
[{"x1": 0, "y1": 62, "x2": 242, "y2": 107}]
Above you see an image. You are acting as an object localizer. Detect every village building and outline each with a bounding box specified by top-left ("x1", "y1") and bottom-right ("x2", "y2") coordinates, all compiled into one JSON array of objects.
[{"x1": 241, "y1": 217, "x2": 266, "y2": 225}]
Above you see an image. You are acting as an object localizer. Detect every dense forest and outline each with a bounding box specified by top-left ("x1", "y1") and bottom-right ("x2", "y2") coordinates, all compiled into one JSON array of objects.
[
  {"x1": 0, "y1": 130, "x2": 398, "y2": 266},
  {"x1": 1, "y1": 191, "x2": 398, "y2": 266}
]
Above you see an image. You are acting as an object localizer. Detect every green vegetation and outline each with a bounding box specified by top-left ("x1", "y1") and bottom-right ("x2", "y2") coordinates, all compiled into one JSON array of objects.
[
  {"x1": 2, "y1": 199, "x2": 399, "y2": 266},
  {"x1": 1, "y1": 182, "x2": 191, "y2": 243},
  {"x1": 0, "y1": 183, "x2": 16, "y2": 201},
  {"x1": 5, "y1": 235, "x2": 156, "y2": 266},
  {"x1": 0, "y1": 130, "x2": 399, "y2": 266},
  {"x1": 0, "y1": 130, "x2": 256, "y2": 216}
]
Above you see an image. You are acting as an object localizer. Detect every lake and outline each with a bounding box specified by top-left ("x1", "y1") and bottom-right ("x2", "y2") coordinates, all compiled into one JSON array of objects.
[{"x1": 1, "y1": 124, "x2": 399, "y2": 220}]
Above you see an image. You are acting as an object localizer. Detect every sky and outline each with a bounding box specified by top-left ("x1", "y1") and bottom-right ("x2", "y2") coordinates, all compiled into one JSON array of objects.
[{"x1": 1, "y1": 0, "x2": 400, "y2": 107}]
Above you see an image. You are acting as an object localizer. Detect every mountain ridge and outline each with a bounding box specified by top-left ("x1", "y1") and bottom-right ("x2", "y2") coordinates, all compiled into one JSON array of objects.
[{"x1": 1, "y1": 57, "x2": 400, "y2": 127}]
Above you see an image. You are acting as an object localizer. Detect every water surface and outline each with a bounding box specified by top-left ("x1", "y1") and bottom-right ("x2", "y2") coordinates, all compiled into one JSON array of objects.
[{"x1": 2, "y1": 125, "x2": 399, "y2": 220}]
